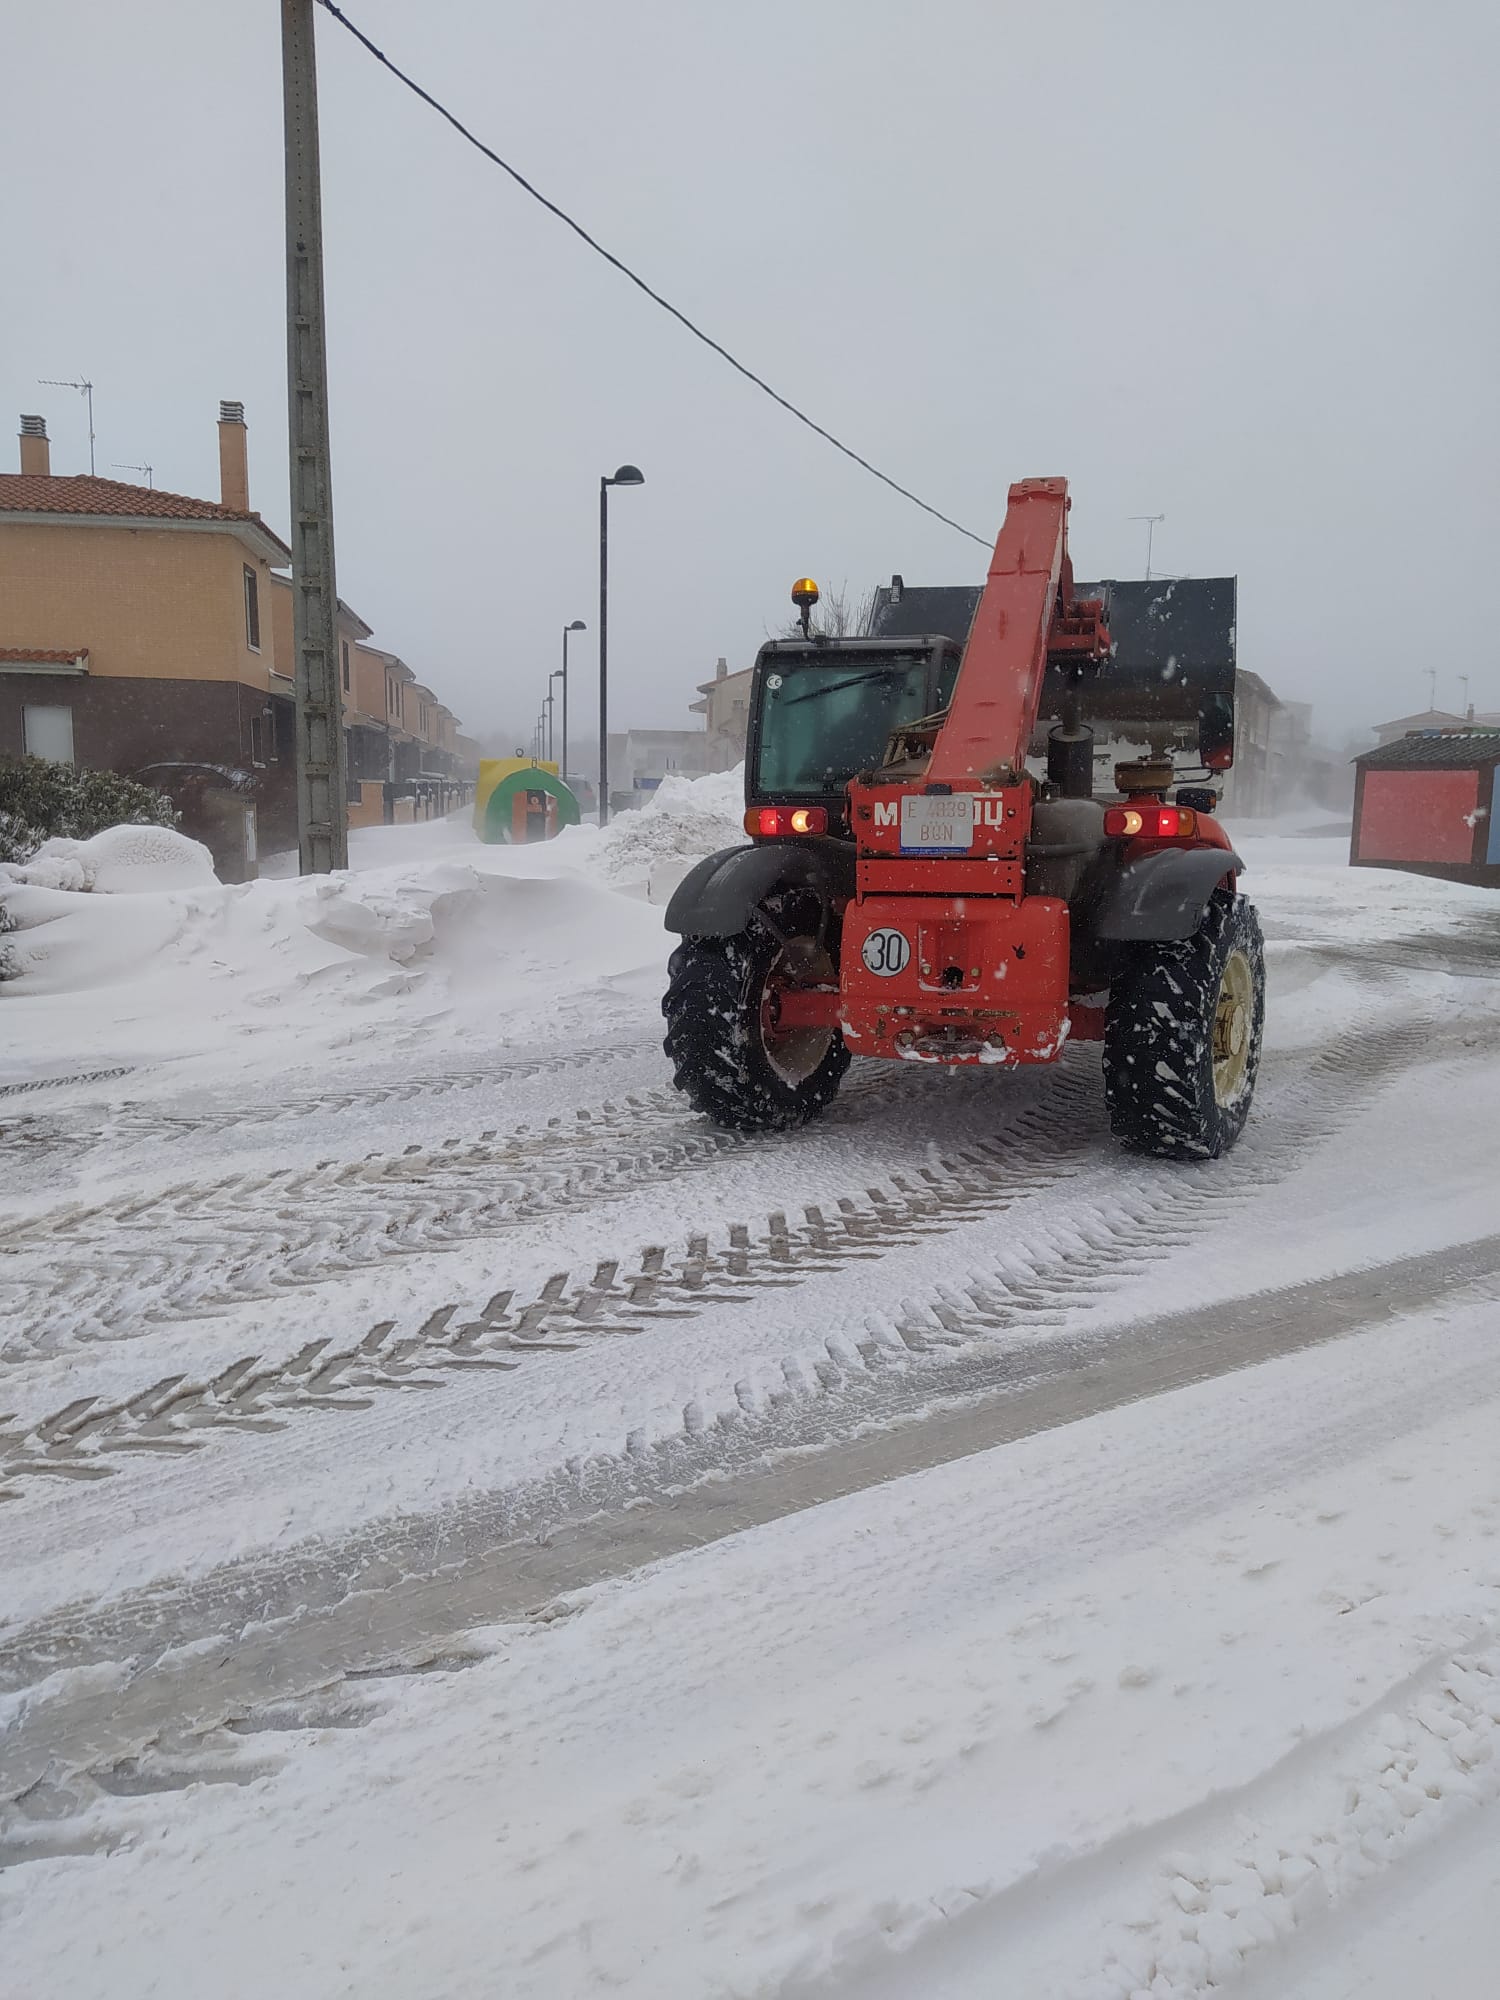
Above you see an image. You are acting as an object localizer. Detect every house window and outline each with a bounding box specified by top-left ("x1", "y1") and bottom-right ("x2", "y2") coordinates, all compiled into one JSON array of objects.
[
  {"x1": 243, "y1": 565, "x2": 260, "y2": 650},
  {"x1": 23, "y1": 704, "x2": 74, "y2": 763},
  {"x1": 341, "y1": 641, "x2": 350, "y2": 692}
]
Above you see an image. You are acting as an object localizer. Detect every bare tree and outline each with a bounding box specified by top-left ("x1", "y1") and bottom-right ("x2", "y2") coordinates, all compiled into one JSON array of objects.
[{"x1": 779, "y1": 579, "x2": 876, "y2": 640}]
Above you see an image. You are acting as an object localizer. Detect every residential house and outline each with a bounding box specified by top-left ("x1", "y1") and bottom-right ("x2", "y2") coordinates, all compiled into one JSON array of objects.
[
  {"x1": 0, "y1": 404, "x2": 290, "y2": 874},
  {"x1": 1370, "y1": 706, "x2": 1500, "y2": 747},
  {"x1": 1, "y1": 400, "x2": 477, "y2": 868},
  {"x1": 689, "y1": 656, "x2": 754, "y2": 766}
]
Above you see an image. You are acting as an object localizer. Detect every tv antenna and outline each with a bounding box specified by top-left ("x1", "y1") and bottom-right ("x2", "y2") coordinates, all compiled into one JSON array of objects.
[
  {"x1": 39, "y1": 376, "x2": 95, "y2": 474},
  {"x1": 1129, "y1": 512, "x2": 1165, "y2": 581},
  {"x1": 112, "y1": 461, "x2": 153, "y2": 489}
]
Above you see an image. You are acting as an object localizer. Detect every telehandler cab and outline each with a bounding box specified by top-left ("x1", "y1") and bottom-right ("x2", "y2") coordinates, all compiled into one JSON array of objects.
[{"x1": 663, "y1": 478, "x2": 1264, "y2": 1159}]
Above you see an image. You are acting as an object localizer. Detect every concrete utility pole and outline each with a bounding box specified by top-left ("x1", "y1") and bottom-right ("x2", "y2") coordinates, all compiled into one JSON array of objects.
[{"x1": 282, "y1": 0, "x2": 348, "y2": 873}]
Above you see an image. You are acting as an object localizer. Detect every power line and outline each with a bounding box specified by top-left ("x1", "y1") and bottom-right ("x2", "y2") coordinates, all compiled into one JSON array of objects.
[{"x1": 313, "y1": 0, "x2": 991, "y2": 552}]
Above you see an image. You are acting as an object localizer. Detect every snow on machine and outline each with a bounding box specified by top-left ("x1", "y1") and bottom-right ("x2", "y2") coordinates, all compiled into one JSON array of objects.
[{"x1": 662, "y1": 477, "x2": 1264, "y2": 1159}]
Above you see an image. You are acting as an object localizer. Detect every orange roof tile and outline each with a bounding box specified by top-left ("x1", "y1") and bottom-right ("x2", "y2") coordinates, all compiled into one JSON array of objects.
[{"x1": 0, "y1": 474, "x2": 291, "y2": 558}]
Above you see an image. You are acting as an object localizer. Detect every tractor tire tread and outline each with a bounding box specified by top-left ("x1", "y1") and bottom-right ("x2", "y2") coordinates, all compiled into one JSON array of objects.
[
  {"x1": 1103, "y1": 891, "x2": 1265, "y2": 1161},
  {"x1": 663, "y1": 917, "x2": 849, "y2": 1133}
]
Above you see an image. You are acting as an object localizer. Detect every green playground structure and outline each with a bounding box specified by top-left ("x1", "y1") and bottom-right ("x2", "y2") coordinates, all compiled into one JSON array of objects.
[{"x1": 474, "y1": 758, "x2": 582, "y2": 844}]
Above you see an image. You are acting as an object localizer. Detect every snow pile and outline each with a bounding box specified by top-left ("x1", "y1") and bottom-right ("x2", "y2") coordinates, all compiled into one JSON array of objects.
[
  {"x1": 0, "y1": 883, "x2": 191, "y2": 992},
  {"x1": 0, "y1": 824, "x2": 215, "y2": 894},
  {"x1": 294, "y1": 860, "x2": 661, "y2": 996},
  {"x1": 589, "y1": 764, "x2": 745, "y2": 887},
  {"x1": 0, "y1": 826, "x2": 220, "y2": 991},
  {"x1": 0, "y1": 830, "x2": 667, "y2": 1085}
]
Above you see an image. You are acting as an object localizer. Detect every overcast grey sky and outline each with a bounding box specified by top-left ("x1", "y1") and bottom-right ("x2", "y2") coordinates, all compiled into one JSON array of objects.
[{"x1": 7, "y1": 0, "x2": 1497, "y2": 744}]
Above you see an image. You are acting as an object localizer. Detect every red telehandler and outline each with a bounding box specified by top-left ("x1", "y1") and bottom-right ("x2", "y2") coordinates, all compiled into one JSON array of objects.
[{"x1": 663, "y1": 478, "x2": 1264, "y2": 1159}]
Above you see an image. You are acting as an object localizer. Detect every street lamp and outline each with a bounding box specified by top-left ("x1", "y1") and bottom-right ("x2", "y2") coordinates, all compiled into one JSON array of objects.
[
  {"x1": 599, "y1": 464, "x2": 645, "y2": 827},
  {"x1": 560, "y1": 619, "x2": 585, "y2": 785},
  {"x1": 547, "y1": 669, "x2": 564, "y2": 764}
]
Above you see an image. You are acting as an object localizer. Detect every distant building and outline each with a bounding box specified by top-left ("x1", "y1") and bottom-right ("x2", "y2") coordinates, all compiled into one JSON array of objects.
[
  {"x1": 1370, "y1": 707, "x2": 1500, "y2": 747},
  {"x1": 607, "y1": 727, "x2": 722, "y2": 811},
  {"x1": 1220, "y1": 670, "x2": 1281, "y2": 818},
  {"x1": 690, "y1": 656, "x2": 754, "y2": 765},
  {"x1": 609, "y1": 659, "x2": 749, "y2": 812}
]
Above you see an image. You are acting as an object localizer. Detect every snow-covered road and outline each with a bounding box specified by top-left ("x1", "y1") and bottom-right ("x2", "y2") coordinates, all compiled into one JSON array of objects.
[{"x1": 2, "y1": 795, "x2": 1498, "y2": 1997}]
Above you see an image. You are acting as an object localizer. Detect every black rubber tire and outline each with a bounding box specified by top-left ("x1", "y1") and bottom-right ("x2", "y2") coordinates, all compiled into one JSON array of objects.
[
  {"x1": 662, "y1": 893, "x2": 850, "y2": 1132},
  {"x1": 1103, "y1": 891, "x2": 1266, "y2": 1161}
]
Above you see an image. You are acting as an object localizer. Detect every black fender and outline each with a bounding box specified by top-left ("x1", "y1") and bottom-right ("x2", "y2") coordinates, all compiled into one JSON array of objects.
[
  {"x1": 664, "y1": 839, "x2": 855, "y2": 938},
  {"x1": 1092, "y1": 846, "x2": 1244, "y2": 943}
]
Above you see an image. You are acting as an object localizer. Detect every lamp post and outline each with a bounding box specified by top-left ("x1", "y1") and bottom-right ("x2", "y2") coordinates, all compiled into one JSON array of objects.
[
  {"x1": 560, "y1": 619, "x2": 585, "y2": 785},
  {"x1": 547, "y1": 669, "x2": 565, "y2": 764},
  {"x1": 598, "y1": 464, "x2": 645, "y2": 827}
]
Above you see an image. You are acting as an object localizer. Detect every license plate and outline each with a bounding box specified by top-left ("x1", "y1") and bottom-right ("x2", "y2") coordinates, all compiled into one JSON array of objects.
[{"x1": 900, "y1": 794, "x2": 974, "y2": 852}]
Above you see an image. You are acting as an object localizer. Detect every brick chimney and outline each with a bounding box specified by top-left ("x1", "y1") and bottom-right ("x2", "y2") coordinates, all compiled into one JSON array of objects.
[
  {"x1": 19, "y1": 414, "x2": 50, "y2": 478},
  {"x1": 218, "y1": 400, "x2": 249, "y2": 512}
]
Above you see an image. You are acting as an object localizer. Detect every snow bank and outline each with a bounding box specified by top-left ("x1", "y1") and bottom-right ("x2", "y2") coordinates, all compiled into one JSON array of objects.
[
  {"x1": 0, "y1": 824, "x2": 216, "y2": 894},
  {"x1": 0, "y1": 882, "x2": 192, "y2": 992},
  {"x1": 590, "y1": 764, "x2": 745, "y2": 887},
  {"x1": 0, "y1": 827, "x2": 669, "y2": 1106}
]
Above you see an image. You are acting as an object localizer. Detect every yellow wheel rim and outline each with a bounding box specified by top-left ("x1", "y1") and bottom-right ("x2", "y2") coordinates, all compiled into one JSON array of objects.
[{"x1": 1212, "y1": 948, "x2": 1254, "y2": 1106}]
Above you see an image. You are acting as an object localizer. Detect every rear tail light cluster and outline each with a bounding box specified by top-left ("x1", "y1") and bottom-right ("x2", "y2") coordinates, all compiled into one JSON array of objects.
[
  {"x1": 746, "y1": 805, "x2": 828, "y2": 837},
  {"x1": 1103, "y1": 804, "x2": 1197, "y2": 839}
]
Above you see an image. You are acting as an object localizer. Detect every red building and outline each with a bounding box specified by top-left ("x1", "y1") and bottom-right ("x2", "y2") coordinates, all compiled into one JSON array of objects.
[{"x1": 1351, "y1": 730, "x2": 1500, "y2": 886}]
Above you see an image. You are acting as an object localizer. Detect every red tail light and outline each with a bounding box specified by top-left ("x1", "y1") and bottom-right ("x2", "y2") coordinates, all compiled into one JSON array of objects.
[
  {"x1": 1104, "y1": 805, "x2": 1196, "y2": 839},
  {"x1": 746, "y1": 805, "x2": 828, "y2": 837}
]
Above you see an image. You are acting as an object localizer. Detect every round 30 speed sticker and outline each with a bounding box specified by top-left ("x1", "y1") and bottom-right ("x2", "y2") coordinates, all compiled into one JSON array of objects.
[{"x1": 860, "y1": 927, "x2": 911, "y2": 977}]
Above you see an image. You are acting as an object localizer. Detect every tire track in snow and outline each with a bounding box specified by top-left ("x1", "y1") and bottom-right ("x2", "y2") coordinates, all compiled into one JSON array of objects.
[
  {"x1": 0, "y1": 1018, "x2": 1433, "y2": 1496},
  {"x1": 0, "y1": 1065, "x2": 137, "y2": 1101},
  {"x1": 5, "y1": 1235, "x2": 1499, "y2": 1848},
  {"x1": 0, "y1": 1645, "x2": 492, "y2": 1870},
  {"x1": 0, "y1": 1053, "x2": 1100, "y2": 1361},
  {"x1": 101, "y1": 1035, "x2": 654, "y2": 1144}
]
